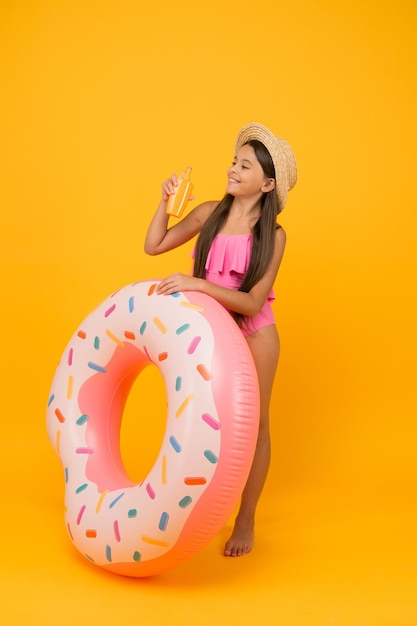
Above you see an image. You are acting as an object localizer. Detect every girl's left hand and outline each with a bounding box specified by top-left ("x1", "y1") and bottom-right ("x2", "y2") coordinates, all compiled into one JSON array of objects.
[{"x1": 156, "y1": 273, "x2": 201, "y2": 295}]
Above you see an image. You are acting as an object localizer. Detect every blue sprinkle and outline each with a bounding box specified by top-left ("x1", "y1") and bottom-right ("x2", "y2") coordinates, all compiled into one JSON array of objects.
[
  {"x1": 159, "y1": 512, "x2": 169, "y2": 531},
  {"x1": 94, "y1": 336, "x2": 100, "y2": 350},
  {"x1": 176, "y1": 323, "x2": 190, "y2": 335},
  {"x1": 133, "y1": 551, "x2": 141, "y2": 562},
  {"x1": 169, "y1": 436, "x2": 182, "y2": 453},
  {"x1": 128, "y1": 509, "x2": 137, "y2": 518},
  {"x1": 106, "y1": 545, "x2": 112, "y2": 562},
  {"x1": 109, "y1": 492, "x2": 125, "y2": 509},
  {"x1": 129, "y1": 296, "x2": 135, "y2": 313},
  {"x1": 170, "y1": 292, "x2": 181, "y2": 298},
  {"x1": 204, "y1": 450, "x2": 218, "y2": 464},
  {"x1": 139, "y1": 322, "x2": 147, "y2": 335},
  {"x1": 76, "y1": 483, "x2": 88, "y2": 494},
  {"x1": 76, "y1": 414, "x2": 89, "y2": 426},
  {"x1": 65, "y1": 467, "x2": 68, "y2": 484},
  {"x1": 179, "y1": 496, "x2": 192, "y2": 508},
  {"x1": 48, "y1": 394, "x2": 55, "y2": 407},
  {"x1": 175, "y1": 376, "x2": 182, "y2": 391},
  {"x1": 87, "y1": 362, "x2": 106, "y2": 373}
]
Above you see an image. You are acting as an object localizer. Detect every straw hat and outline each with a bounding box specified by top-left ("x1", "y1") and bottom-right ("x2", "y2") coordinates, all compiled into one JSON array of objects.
[{"x1": 235, "y1": 122, "x2": 297, "y2": 210}]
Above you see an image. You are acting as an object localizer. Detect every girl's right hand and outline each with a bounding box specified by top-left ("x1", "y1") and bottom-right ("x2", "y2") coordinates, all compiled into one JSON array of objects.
[{"x1": 161, "y1": 174, "x2": 178, "y2": 202}]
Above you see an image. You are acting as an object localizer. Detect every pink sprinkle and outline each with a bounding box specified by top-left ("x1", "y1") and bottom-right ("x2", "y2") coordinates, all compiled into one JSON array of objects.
[
  {"x1": 76, "y1": 505, "x2": 86, "y2": 525},
  {"x1": 76, "y1": 447, "x2": 95, "y2": 454},
  {"x1": 105, "y1": 304, "x2": 116, "y2": 317},
  {"x1": 202, "y1": 413, "x2": 221, "y2": 430},
  {"x1": 114, "y1": 520, "x2": 121, "y2": 542},
  {"x1": 187, "y1": 336, "x2": 201, "y2": 354},
  {"x1": 146, "y1": 483, "x2": 156, "y2": 499},
  {"x1": 68, "y1": 348, "x2": 73, "y2": 366}
]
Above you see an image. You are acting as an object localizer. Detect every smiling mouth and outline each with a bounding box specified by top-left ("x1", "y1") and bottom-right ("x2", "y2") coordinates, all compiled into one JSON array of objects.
[{"x1": 228, "y1": 178, "x2": 240, "y2": 184}]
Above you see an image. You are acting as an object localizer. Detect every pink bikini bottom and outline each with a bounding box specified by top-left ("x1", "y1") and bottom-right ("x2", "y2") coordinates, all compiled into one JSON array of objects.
[{"x1": 239, "y1": 301, "x2": 276, "y2": 338}]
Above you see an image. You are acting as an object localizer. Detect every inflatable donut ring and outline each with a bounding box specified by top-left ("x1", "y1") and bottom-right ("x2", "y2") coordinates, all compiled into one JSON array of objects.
[{"x1": 47, "y1": 280, "x2": 259, "y2": 577}]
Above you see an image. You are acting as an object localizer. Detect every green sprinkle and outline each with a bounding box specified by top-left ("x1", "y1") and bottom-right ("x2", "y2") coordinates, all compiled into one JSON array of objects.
[
  {"x1": 176, "y1": 323, "x2": 190, "y2": 334},
  {"x1": 204, "y1": 450, "x2": 218, "y2": 464}
]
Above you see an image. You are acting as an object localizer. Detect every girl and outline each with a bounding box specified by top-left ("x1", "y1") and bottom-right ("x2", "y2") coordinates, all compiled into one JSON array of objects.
[{"x1": 144, "y1": 122, "x2": 297, "y2": 557}]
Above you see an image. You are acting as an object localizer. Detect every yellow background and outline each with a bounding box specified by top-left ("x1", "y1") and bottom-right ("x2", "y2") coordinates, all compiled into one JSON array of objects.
[{"x1": 1, "y1": 0, "x2": 416, "y2": 624}]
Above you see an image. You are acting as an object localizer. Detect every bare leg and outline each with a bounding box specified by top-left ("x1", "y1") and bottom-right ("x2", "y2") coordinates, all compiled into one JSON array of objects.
[{"x1": 224, "y1": 324, "x2": 280, "y2": 556}]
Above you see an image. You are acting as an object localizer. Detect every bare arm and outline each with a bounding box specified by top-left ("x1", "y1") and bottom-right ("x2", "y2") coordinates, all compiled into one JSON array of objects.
[
  {"x1": 156, "y1": 227, "x2": 287, "y2": 317},
  {"x1": 144, "y1": 173, "x2": 217, "y2": 255}
]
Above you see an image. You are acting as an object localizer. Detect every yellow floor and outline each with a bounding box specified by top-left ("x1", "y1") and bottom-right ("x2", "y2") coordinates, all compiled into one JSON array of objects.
[{"x1": 2, "y1": 436, "x2": 416, "y2": 626}]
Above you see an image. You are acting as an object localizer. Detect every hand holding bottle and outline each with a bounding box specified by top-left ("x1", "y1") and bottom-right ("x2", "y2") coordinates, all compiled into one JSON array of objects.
[{"x1": 164, "y1": 167, "x2": 194, "y2": 218}]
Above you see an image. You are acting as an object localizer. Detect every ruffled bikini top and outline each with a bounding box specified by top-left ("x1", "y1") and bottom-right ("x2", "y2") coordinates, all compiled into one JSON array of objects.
[{"x1": 192, "y1": 233, "x2": 275, "y2": 301}]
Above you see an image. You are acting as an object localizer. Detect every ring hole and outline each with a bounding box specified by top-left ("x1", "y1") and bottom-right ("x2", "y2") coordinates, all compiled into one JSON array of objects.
[{"x1": 120, "y1": 364, "x2": 167, "y2": 483}]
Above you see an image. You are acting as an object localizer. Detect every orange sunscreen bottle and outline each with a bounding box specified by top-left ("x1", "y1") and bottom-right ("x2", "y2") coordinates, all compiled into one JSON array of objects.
[{"x1": 166, "y1": 167, "x2": 193, "y2": 218}]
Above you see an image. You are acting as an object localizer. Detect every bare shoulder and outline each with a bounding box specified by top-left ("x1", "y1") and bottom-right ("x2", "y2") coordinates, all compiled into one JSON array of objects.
[
  {"x1": 193, "y1": 200, "x2": 219, "y2": 226},
  {"x1": 275, "y1": 225, "x2": 287, "y2": 247}
]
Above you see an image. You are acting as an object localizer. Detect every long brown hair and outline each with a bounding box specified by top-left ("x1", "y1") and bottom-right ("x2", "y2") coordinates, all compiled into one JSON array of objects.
[{"x1": 193, "y1": 140, "x2": 280, "y2": 326}]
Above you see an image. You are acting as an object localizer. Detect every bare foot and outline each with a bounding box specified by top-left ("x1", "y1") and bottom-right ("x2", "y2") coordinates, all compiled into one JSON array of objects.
[{"x1": 224, "y1": 520, "x2": 254, "y2": 557}]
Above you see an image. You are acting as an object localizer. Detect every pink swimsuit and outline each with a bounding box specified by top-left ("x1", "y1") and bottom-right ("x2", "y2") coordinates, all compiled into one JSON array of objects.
[{"x1": 194, "y1": 233, "x2": 276, "y2": 338}]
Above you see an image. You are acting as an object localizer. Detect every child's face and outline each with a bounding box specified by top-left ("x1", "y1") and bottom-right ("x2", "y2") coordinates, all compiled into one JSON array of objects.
[{"x1": 226, "y1": 144, "x2": 273, "y2": 199}]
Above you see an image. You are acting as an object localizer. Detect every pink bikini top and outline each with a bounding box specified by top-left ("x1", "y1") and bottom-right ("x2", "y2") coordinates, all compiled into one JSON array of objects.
[{"x1": 193, "y1": 233, "x2": 275, "y2": 301}]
